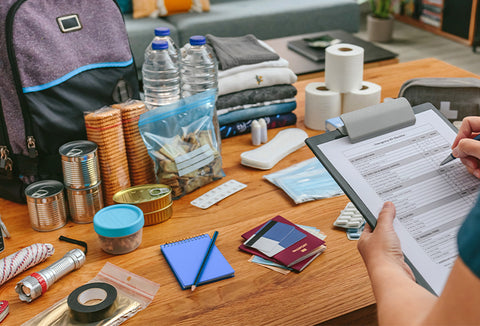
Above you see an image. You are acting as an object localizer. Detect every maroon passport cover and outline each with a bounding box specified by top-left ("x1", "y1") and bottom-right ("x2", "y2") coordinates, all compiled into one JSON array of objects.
[{"x1": 239, "y1": 215, "x2": 326, "y2": 272}]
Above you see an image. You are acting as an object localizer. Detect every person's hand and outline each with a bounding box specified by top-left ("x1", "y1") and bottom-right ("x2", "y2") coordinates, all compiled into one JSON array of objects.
[
  {"x1": 357, "y1": 201, "x2": 415, "y2": 281},
  {"x1": 451, "y1": 117, "x2": 480, "y2": 178}
]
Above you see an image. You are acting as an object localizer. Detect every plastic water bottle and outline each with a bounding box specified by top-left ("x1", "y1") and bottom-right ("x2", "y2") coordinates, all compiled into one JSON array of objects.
[
  {"x1": 181, "y1": 35, "x2": 221, "y2": 145},
  {"x1": 142, "y1": 40, "x2": 180, "y2": 109},
  {"x1": 181, "y1": 35, "x2": 218, "y2": 97},
  {"x1": 145, "y1": 27, "x2": 179, "y2": 65}
]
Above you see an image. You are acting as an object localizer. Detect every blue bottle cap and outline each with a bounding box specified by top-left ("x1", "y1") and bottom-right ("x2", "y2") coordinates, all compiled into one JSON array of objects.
[
  {"x1": 152, "y1": 40, "x2": 168, "y2": 50},
  {"x1": 93, "y1": 204, "x2": 144, "y2": 237},
  {"x1": 154, "y1": 27, "x2": 170, "y2": 36},
  {"x1": 189, "y1": 35, "x2": 206, "y2": 46}
]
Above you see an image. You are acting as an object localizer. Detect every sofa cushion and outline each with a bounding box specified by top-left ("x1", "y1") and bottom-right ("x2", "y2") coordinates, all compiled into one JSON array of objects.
[
  {"x1": 116, "y1": 0, "x2": 133, "y2": 14},
  {"x1": 166, "y1": 0, "x2": 359, "y2": 46},
  {"x1": 133, "y1": 0, "x2": 210, "y2": 18}
]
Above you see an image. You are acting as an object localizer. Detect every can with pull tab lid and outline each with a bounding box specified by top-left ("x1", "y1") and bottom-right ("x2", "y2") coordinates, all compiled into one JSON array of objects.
[
  {"x1": 25, "y1": 180, "x2": 67, "y2": 231},
  {"x1": 59, "y1": 140, "x2": 100, "y2": 189}
]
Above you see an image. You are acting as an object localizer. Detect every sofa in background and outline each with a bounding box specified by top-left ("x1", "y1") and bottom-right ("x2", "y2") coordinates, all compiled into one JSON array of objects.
[{"x1": 121, "y1": 0, "x2": 360, "y2": 75}]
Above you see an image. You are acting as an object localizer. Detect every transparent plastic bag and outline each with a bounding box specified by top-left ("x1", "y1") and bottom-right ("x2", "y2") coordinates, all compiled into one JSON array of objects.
[
  {"x1": 22, "y1": 262, "x2": 160, "y2": 326},
  {"x1": 139, "y1": 89, "x2": 225, "y2": 199},
  {"x1": 264, "y1": 158, "x2": 343, "y2": 204},
  {"x1": 84, "y1": 106, "x2": 131, "y2": 206}
]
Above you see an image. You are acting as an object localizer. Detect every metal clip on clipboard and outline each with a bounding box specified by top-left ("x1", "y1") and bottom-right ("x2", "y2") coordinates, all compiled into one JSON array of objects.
[{"x1": 337, "y1": 97, "x2": 417, "y2": 143}]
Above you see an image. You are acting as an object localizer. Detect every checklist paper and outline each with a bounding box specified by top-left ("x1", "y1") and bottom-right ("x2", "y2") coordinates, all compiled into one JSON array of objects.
[{"x1": 317, "y1": 109, "x2": 480, "y2": 295}]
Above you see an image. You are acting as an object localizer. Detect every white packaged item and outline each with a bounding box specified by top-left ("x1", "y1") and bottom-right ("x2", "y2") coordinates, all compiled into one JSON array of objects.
[
  {"x1": 258, "y1": 118, "x2": 268, "y2": 143},
  {"x1": 191, "y1": 179, "x2": 247, "y2": 209},
  {"x1": 333, "y1": 202, "x2": 365, "y2": 229},
  {"x1": 251, "y1": 120, "x2": 262, "y2": 146},
  {"x1": 240, "y1": 128, "x2": 308, "y2": 170}
]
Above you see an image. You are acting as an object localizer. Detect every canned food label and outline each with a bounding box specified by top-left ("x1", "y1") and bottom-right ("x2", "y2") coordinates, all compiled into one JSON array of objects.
[{"x1": 175, "y1": 144, "x2": 214, "y2": 177}]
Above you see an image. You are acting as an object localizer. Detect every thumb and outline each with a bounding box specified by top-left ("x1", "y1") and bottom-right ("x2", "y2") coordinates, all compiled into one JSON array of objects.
[{"x1": 375, "y1": 201, "x2": 396, "y2": 232}]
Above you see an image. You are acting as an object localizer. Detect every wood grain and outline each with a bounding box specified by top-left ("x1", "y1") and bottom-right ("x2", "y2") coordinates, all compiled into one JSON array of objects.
[{"x1": 0, "y1": 58, "x2": 477, "y2": 325}]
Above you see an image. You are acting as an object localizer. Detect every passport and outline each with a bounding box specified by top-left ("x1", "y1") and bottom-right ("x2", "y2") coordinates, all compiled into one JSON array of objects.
[
  {"x1": 244, "y1": 220, "x2": 306, "y2": 257},
  {"x1": 239, "y1": 215, "x2": 326, "y2": 272}
]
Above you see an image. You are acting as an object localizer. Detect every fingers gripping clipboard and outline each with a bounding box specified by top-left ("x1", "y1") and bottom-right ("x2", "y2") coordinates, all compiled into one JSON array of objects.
[{"x1": 306, "y1": 98, "x2": 480, "y2": 296}]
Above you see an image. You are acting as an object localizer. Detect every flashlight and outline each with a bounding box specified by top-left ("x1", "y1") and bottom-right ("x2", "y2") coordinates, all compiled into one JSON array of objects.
[{"x1": 15, "y1": 249, "x2": 86, "y2": 303}]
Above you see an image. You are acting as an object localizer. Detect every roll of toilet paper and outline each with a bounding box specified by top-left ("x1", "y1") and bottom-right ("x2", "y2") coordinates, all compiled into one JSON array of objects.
[
  {"x1": 304, "y1": 82, "x2": 342, "y2": 131},
  {"x1": 342, "y1": 81, "x2": 382, "y2": 113},
  {"x1": 325, "y1": 43, "x2": 364, "y2": 93}
]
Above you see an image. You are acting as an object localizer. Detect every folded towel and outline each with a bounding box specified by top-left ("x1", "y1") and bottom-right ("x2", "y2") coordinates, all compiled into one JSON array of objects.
[
  {"x1": 216, "y1": 84, "x2": 297, "y2": 110},
  {"x1": 219, "y1": 67, "x2": 297, "y2": 96},
  {"x1": 220, "y1": 113, "x2": 297, "y2": 139},
  {"x1": 206, "y1": 34, "x2": 279, "y2": 70},
  {"x1": 218, "y1": 101, "x2": 296, "y2": 125},
  {"x1": 217, "y1": 97, "x2": 296, "y2": 116}
]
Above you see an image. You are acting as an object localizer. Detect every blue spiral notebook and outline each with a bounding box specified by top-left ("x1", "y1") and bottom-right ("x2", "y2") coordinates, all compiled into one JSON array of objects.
[{"x1": 160, "y1": 234, "x2": 235, "y2": 290}]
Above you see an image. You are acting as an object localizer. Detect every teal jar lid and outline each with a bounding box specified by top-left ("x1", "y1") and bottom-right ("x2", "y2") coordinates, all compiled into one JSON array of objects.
[{"x1": 94, "y1": 204, "x2": 144, "y2": 237}]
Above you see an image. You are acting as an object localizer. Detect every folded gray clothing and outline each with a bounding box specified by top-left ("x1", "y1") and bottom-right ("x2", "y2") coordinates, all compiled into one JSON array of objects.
[
  {"x1": 206, "y1": 34, "x2": 279, "y2": 70},
  {"x1": 216, "y1": 84, "x2": 297, "y2": 110}
]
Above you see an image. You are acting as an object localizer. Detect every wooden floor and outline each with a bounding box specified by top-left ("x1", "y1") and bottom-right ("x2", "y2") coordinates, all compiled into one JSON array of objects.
[{"x1": 355, "y1": 14, "x2": 480, "y2": 75}]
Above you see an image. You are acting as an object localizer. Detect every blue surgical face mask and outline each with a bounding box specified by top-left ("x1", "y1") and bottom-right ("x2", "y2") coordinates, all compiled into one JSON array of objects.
[{"x1": 264, "y1": 158, "x2": 343, "y2": 204}]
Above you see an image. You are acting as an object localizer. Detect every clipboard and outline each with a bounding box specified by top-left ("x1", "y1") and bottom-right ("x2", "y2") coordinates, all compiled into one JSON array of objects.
[{"x1": 305, "y1": 98, "x2": 480, "y2": 296}]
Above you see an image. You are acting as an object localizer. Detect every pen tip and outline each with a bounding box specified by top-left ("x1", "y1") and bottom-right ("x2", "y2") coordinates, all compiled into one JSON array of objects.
[{"x1": 439, "y1": 157, "x2": 452, "y2": 166}]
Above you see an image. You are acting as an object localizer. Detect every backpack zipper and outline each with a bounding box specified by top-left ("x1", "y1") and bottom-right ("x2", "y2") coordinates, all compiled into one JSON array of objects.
[
  {"x1": 0, "y1": 97, "x2": 14, "y2": 176},
  {"x1": 6, "y1": 0, "x2": 38, "y2": 159}
]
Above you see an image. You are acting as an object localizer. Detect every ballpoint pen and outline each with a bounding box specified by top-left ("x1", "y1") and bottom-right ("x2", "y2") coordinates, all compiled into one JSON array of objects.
[
  {"x1": 440, "y1": 134, "x2": 480, "y2": 166},
  {"x1": 191, "y1": 231, "x2": 218, "y2": 291}
]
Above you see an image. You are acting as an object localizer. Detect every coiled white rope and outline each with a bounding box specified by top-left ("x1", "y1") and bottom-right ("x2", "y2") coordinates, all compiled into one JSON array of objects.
[{"x1": 0, "y1": 243, "x2": 54, "y2": 286}]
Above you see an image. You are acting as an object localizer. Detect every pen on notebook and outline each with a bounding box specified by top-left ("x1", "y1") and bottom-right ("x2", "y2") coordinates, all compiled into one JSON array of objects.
[
  {"x1": 191, "y1": 231, "x2": 218, "y2": 291},
  {"x1": 440, "y1": 134, "x2": 480, "y2": 166}
]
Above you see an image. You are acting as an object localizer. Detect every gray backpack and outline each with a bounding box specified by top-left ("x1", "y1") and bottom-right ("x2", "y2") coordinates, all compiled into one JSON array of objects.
[
  {"x1": 0, "y1": 0, "x2": 139, "y2": 202},
  {"x1": 398, "y1": 78, "x2": 480, "y2": 125}
]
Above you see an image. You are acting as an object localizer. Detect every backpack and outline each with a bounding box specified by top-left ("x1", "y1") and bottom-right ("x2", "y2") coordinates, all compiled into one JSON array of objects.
[{"x1": 0, "y1": 0, "x2": 140, "y2": 203}]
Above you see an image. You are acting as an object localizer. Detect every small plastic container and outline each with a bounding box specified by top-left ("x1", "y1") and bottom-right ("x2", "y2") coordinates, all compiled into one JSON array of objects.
[{"x1": 93, "y1": 204, "x2": 144, "y2": 254}]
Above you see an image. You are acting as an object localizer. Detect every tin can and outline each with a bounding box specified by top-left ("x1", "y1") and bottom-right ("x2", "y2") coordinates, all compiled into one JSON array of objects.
[
  {"x1": 67, "y1": 182, "x2": 104, "y2": 224},
  {"x1": 25, "y1": 180, "x2": 67, "y2": 232},
  {"x1": 143, "y1": 201, "x2": 173, "y2": 226},
  {"x1": 113, "y1": 184, "x2": 172, "y2": 212},
  {"x1": 113, "y1": 184, "x2": 173, "y2": 225},
  {"x1": 59, "y1": 140, "x2": 100, "y2": 189}
]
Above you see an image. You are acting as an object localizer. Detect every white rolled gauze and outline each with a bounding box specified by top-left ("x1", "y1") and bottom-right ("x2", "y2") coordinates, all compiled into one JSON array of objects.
[
  {"x1": 325, "y1": 43, "x2": 364, "y2": 93},
  {"x1": 342, "y1": 81, "x2": 382, "y2": 114},
  {"x1": 304, "y1": 82, "x2": 341, "y2": 131}
]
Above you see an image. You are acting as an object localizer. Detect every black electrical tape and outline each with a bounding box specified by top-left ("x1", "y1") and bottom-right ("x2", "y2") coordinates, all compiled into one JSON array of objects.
[{"x1": 67, "y1": 282, "x2": 117, "y2": 323}]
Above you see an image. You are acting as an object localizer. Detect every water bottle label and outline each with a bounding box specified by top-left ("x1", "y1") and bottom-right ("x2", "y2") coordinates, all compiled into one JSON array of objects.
[{"x1": 175, "y1": 144, "x2": 214, "y2": 176}]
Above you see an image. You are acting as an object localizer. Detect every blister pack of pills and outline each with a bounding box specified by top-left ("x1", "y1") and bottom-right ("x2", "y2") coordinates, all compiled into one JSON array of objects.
[
  {"x1": 333, "y1": 202, "x2": 365, "y2": 240},
  {"x1": 191, "y1": 179, "x2": 247, "y2": 209}
]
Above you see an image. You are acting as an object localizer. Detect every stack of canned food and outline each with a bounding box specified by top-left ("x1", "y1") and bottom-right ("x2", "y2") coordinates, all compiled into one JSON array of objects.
[
  {"x1": 113, "y1": 184, "x2": 173, "y2": 226},
  {"x1": 59, "y1": 140, "x2": 104, "y2": 223}
]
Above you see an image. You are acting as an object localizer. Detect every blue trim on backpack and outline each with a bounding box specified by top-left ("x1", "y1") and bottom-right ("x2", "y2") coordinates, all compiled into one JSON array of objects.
[{"x1": 22, "y1": 59, "x2": 134, "y2": 93}]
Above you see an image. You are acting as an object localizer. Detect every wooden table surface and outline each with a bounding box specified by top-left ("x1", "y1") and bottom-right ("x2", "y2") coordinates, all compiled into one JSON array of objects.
[{"x1": 0, "y1": 58, "x2": 478, "y2": 326}]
